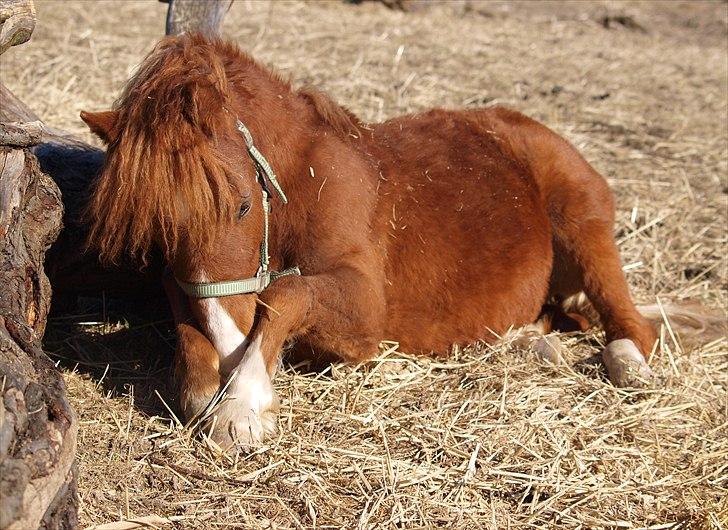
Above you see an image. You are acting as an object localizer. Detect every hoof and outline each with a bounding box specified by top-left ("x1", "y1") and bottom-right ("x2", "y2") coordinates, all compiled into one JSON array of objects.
[
  {"x1": 602, "y1": 338, "x2": 654, "y2": 388},
  {"x1": 532, "y1": 335, "x2": 563, "y2": 365},
  {"x1": 509, "y1": 324, "x2": 564, "y2": 365},
  {"x1": 204, "y1": 391, "x2": 279, "y2": 452}
]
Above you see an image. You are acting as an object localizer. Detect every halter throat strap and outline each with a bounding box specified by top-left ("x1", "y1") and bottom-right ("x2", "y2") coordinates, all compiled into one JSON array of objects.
[{"x1": 175, "y1": 118, "x2": 300, "y2": 298}]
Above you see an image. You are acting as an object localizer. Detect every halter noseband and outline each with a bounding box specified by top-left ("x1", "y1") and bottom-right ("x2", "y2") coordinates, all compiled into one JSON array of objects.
[{"x1": 175, "y1": 119, "x2": 300, "y2": 299}]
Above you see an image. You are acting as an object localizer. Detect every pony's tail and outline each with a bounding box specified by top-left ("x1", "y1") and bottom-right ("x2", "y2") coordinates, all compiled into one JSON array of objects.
[
  {"x1": 560, "y1": 293, "x2": 726, "y2": 349},
  {"x1": 635, "y1": 301, "x2": 726, "y2": 349}
]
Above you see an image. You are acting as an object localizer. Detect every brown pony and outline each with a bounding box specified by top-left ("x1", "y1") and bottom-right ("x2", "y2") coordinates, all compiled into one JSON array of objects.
[{"x1": 81, "y1": 34, "x2": 658, "y2": 449}]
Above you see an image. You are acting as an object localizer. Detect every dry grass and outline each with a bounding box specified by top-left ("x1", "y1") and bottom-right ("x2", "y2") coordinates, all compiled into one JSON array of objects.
[{"x1": 2, "y1": 0, "x2": 727, "y2": 528}]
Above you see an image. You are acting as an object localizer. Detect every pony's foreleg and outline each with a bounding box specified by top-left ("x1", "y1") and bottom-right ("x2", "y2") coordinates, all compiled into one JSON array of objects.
[
  {"x1": 174, "y1": 323, "x2": 221, "y2": 420},
  {"x1": 208, "y1": 268, "x2": 383, "y2": 450},
  {"x1": 163, "y1": 270, "x2": 221, "y2": 421}
]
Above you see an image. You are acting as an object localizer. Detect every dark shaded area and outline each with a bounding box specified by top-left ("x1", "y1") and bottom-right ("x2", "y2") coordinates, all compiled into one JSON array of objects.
[
  {"x1": 45, "y1": 296, "x2": 177, "y2": 418},
  {"x1": 35, "y1": 139, "x2": 172, "y2": 418},
  {"x1": 34, "y1": 142, "x2": 166, "y2": 305}
]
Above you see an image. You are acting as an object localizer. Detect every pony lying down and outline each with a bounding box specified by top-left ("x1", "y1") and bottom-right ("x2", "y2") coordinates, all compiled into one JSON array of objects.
[{"x1": 82, "y1": 34, "x2": 690, "y2": 450}]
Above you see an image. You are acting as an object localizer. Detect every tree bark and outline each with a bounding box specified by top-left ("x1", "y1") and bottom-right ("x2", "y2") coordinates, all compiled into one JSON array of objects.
[
  {"x1": 0, "y1": 132, "x2": 78, "y2": 529},
  {"x1": 163, "y1": 0, "x2": 232, "y2": 37},
  {"x1": 0, "y1": 2, "x2": 79, "y2": 528},
  {"x1": 0, "y1": 0, "x2": 35, "y2": 55}
]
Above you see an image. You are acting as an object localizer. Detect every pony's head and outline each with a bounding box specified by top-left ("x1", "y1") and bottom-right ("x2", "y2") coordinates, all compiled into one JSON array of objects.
[{"x1": 81, "y1": 35, "x2": 278, "y2": 332}]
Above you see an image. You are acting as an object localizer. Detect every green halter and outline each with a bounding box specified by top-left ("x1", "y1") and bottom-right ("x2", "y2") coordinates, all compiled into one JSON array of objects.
[{"x1": 175, "y1": 119, "x2": 300, "y2": 298}]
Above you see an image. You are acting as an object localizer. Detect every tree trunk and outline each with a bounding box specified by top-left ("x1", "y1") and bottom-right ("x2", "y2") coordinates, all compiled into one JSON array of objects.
[
  {"x1": 0, "y1": 129, "x2": 78, "y2": 529},
  {"x1": 163, "y1": 0, "x2": 232, "y2": 36},
  {"x1": 0, "y1": 2, "x2": 78, "y2": 528}
]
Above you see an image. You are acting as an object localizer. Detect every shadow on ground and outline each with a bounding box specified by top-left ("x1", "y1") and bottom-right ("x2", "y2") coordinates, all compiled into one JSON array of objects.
[
  {"x1": 43, "y1": 294, "x2": 344, "y2": 419},
  {"x1": 44, "y1": 295, "x2": 177, "y2": 417}
]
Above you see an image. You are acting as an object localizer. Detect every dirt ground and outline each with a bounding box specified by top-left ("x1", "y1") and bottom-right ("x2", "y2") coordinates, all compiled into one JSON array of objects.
[{"x1": 2, "y1": 0, "x2": 727, "y2": 528}]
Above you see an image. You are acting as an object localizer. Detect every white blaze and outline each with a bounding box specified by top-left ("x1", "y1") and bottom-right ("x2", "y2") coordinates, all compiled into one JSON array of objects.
[{"x1": 196, "y1": 273, "x2": 247, "y2": 375}]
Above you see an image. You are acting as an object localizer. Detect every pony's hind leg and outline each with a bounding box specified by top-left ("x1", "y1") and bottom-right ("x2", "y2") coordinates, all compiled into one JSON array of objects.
[
  {"x1": 547, "y1": 171, "x2": 657, "y2": 387},
  {"x1": 487, "y1": 108, "x2": 656, "y2": 386}
]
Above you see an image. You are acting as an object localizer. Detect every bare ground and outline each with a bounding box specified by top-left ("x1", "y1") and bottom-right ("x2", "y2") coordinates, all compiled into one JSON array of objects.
[{"x1": 1, "y1": 0, "x2": 727, "y2": 528}]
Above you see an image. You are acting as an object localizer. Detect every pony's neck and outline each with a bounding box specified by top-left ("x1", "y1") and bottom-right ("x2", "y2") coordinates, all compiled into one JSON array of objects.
[
  {"x1": 224, "y1": 80, "x2": 374, "y2": 271},
  {"x1": 227, "y1": 88, "x2": 306, "y2": 185},
  {"x1": 226, "y1": 76, "x2": 364, "y2": 195}
]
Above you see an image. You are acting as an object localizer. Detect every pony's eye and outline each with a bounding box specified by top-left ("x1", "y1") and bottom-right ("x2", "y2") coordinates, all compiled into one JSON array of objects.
[{"x1": 238, "y1": 200, "x2": 251, "y2": 219}]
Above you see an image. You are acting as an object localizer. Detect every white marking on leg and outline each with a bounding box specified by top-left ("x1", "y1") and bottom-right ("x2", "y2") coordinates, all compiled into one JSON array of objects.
[
  {"x1": 229, "y1": 335, "x2": 275, "y2": 415},
  {"x1": 602, "y1": 338, "x2": 654, "y2": 388},
  {"x1": 210, "y1": 335, "x2": 278, "y2": 448}
]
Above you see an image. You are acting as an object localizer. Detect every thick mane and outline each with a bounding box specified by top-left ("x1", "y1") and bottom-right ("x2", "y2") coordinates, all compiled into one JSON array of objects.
[
  {"x1": 86, "y1": 34, "x2": 272, "y2": 264},
  {"x1": 87, "y1": 34, "x2": 364, "y2": 265},
  {"x1": 298, "y1": 87, "x2": 363, "y2": 139}
]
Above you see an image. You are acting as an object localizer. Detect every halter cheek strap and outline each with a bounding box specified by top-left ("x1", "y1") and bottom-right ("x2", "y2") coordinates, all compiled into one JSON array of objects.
[{"x1": 175, "y1": 119, "x2": 300, "y2": 299}]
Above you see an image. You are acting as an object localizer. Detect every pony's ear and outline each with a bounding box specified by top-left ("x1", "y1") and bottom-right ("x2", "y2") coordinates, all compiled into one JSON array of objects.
[{"x1": 80, "y1": 110, "x2": 120, "y2": 144}]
